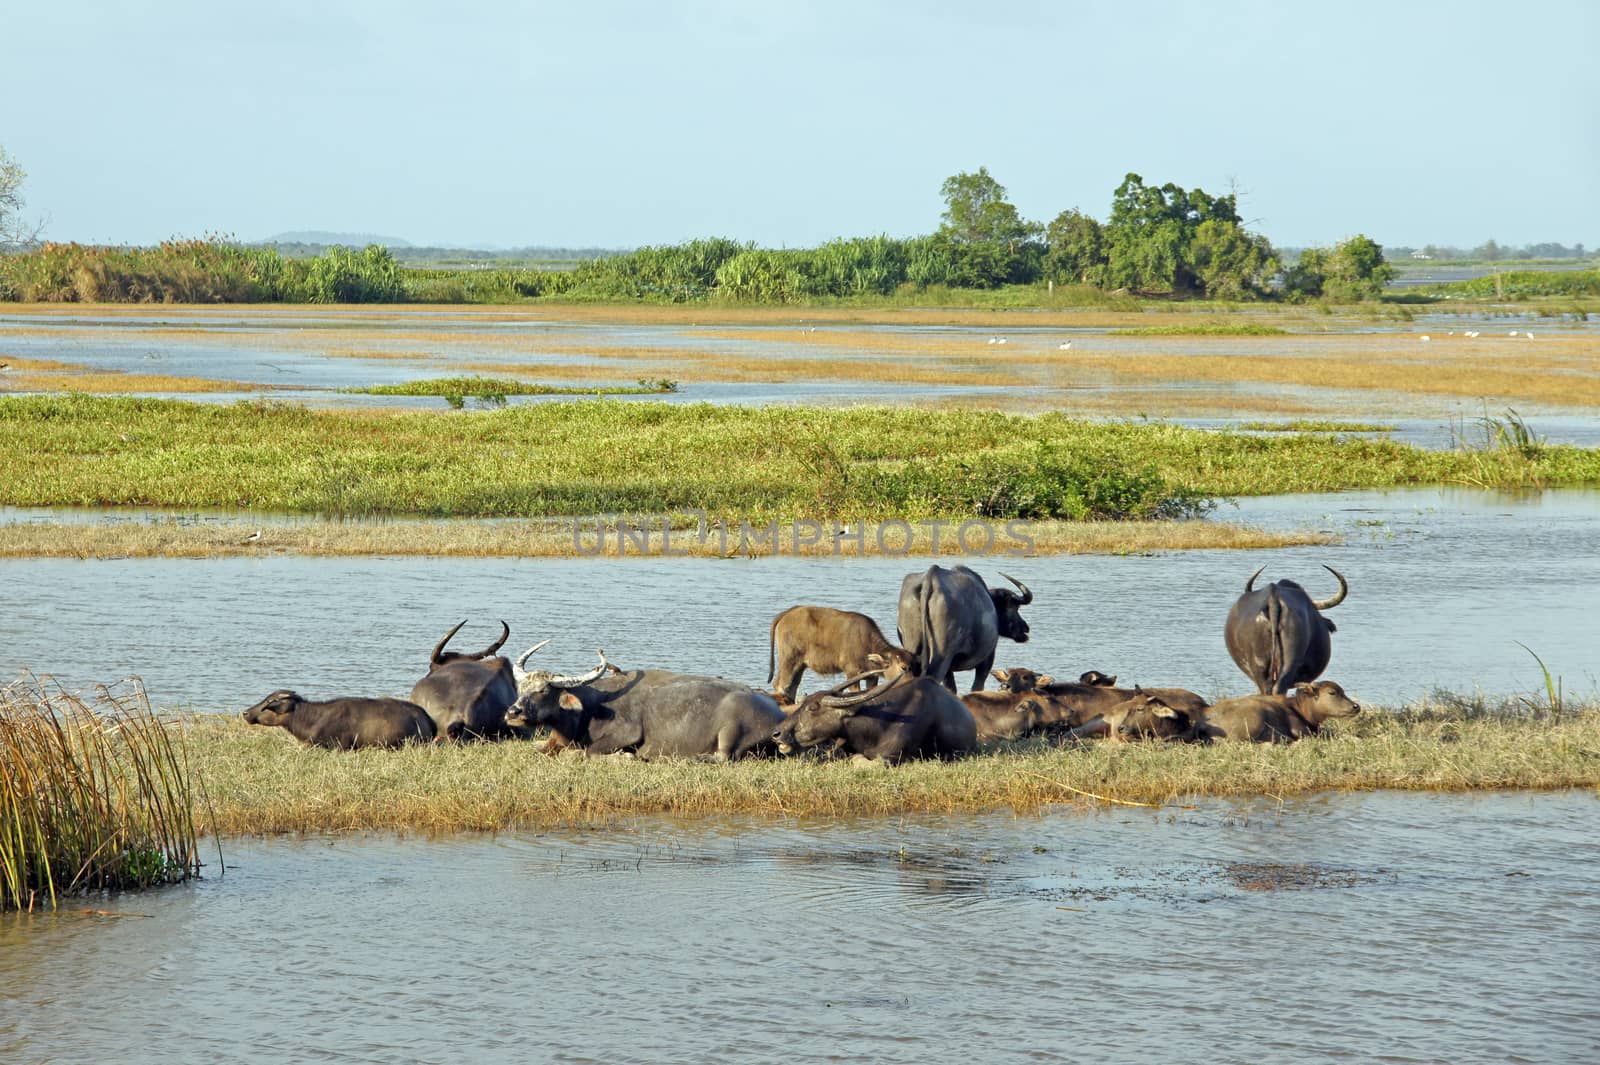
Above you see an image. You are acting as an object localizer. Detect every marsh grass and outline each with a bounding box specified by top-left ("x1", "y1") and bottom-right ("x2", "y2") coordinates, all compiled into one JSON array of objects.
[
  {"x1": 1108, "y1": 323, "x2": 1289, "y2": 336},
  {"x1": 2, "y1": 396, "x2": 1597, "y2": 517},
  {"x1": 0, "y1": 678, "x2": 206, "y2": 911},
  {"x1": 185, "y1": 697, "x2": 1600, "y2": 835},
  {"x1": 0, "y1": 516, "x2": 1332, "y2": 560}
]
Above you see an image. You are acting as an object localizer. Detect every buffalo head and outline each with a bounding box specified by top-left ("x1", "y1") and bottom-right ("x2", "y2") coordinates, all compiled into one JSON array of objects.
[
  {"x1": 1104, "y1": 691, "x2": 1197, "y2": 743},
  {"x1": 506, "y1": 642, "x2": 611, "y2": 725},
  {"x1": 242, "y1": 689, "x2": 303, "y2": 728},
  {"x1": 989, "y1": 573, "x2": 1032, "y2": 644},
  {"x1": 772, "y1": 668, "x2": 892, "y2": 754}
]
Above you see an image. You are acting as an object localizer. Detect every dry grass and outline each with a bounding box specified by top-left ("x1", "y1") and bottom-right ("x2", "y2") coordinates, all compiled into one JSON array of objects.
[
  {"x1": 0, "y1": 518, "x2": 1331, "y2": 560},
  {"x1": 0, "y1": 370, "x2": 288, "y2": 394},
  {"x1": 184, "y1": 699, "x2": 1600, "y2": 836}
]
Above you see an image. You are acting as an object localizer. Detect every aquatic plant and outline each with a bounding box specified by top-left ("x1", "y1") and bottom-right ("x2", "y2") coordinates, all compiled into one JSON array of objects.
[{"x1": 0, "y1": 677, "x2": 206, "y2": 911}]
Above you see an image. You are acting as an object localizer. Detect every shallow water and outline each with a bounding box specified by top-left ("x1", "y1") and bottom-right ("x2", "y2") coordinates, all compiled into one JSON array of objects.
[
  {"x1": 4, "y1": 488, "x2": 1598, "y2": 709},
  {"x1": 1, "y1": 791, "x2": 1595, "y2": 1065},
  {"x1": 4, "y1": 308, "x2": 1596, "y2": 438}
]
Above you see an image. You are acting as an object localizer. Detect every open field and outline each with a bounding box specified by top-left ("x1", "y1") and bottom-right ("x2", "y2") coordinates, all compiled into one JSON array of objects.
[
  {"x1": 2, "y1": 397, "x2": 1596, "y2": 521},
  {"x1": 186, "y1": 700, "x2": 1600, "y2": 835}
]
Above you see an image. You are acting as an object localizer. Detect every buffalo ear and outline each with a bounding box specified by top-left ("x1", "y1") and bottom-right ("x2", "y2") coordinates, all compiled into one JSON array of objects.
[
  {"x1": 1324, "y1": 620, "x2": 1338, "y2": 633},
  {"x1": 992, "y1": 669, "x2": 1009, "y2": 682},
  {"x1": 1149, "y1": 701, "x2": 1181, "y2": 720},
  {"x1": 1036, "y1": 674, "x2": 1055, "y2": 687},
  {"x1": 866, "y1": 653, "x2": 886, "y2": 667},
  {"x1": 558, "y1": 692, "x2": 583, "y2": 712},
  {"x1": 833, "y1": 705, "x2": 859, "y2": 720}
]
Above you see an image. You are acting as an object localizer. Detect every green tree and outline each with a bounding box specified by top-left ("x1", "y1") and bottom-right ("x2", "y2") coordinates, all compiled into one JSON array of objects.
[
  {"x1": 1323, "y1": 234, "x2": 1395, "y2": 300},
  {"x1": 1188, "y1": 219, "x2": 1278, "y2": 300},
  {"x1": 1044, "y1": 209, "x2": 1107, "y2": 286},
  {"x1": 1102, "y1": 173, "x2": 1242, "y2": 294},
  {"x1": 938, "y1": 167, "x2": 1038, "y2": 246}
]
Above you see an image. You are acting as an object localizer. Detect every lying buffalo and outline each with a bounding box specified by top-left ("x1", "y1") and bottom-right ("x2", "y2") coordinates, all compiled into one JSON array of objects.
[
  {"x1": 410, "y1": 620, "x2": 517, "y2": 741},
  {"x1": 1095, "y1": 691, "x2": 1204, "y2": 743},
  {"x1": 766, "y1": 605, "x2": 917, "y2": 705},
  {"x1": 897, "y1": 565, "x2": 1032, "y2": 693},
  {"x1": 990, "y1": 668, "x2": 1208, "y2": 733},
  {"x1": 1116, "y1": 680, "x2": 1362, "y2": 743},
  {"x1": 1225, "y1": 565, "x2": 1348, "y2": 695},
  {"x1": 242, "y1": 689, "x2": 436, "y2": 749},
  {"x1": 773, "y1": 672, "x2": 978, "y2": 764},
  {"x1": 961, "y1": 687, "x2": 1046, "y2": 742},
  {"x1": 506, "y1": 644, "x2": 784, "y2": 761}
]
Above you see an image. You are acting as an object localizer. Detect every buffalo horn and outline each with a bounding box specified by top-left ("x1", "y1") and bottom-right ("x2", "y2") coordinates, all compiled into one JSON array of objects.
[
  {"x1": 515, "y1": 639, "x2": 552, "y2": 671},
  {"x1": 821, "y1": 669, "x2": 910, "y2": 709},
  {"x1": 548, "y1": 650, "x2": 611, "y2": 689},
  {"x1": 471, "y1": 620, "x2": 510, "y2": 659},
  {"x1": 431, "y1": 619, "x2": 469, "y2": 665},
  {"x1": 1312, "y1": 565, "x2": 1349, "y2": 611},
  {"x1": 1000, "y1": 572, "x2": 1033, "y2": 606},
  {"x1": 1243, "y1": 565, "x2": 1266, "y2": 593}
]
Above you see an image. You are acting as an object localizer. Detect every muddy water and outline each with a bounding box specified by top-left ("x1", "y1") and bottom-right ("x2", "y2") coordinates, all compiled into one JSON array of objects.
[
  {"x1": 3, "y1": 489, "x2": 1598, "y2": 708},
  {"x1": 1, "y1": 792, "x2": 1595, "y2": 1064}
]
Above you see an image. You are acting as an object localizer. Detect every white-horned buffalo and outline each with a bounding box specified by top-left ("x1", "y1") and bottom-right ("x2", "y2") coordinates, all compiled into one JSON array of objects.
[
  {"x1": 506, "y1": 644, "x2": 784, "y2": 761},
  {"x1": 773, "y1": 671, "x2": 979, "y2": 764},
  {"x1": 410, "y1": 620, "x2": 518, "y2": 741},
  {"x1": 766, "y1": 605, "x2": 918, "y2": 705},
  {"x1": 242, "y1": 690, "x2": 437, "y2": 749},
  {"x1": 1225, "y1": 565, "x2": 1348, "y2": 695},
  {"x1": 896, "y1": 565, "x2": 1032, "y2": 693}
]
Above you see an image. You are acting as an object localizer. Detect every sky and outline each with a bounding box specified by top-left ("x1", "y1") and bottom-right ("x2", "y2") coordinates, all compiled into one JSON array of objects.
[{"x1": 3, "y1": 0, "x2": 1596, "y2": 251}]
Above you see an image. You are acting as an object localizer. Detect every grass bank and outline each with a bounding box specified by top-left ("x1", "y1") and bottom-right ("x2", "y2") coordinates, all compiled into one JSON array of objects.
[
  {"x1": 187, "y1": 698, "x2": 1600, "y2": 835},
  {"x1": 1, "y1": 397, "x2": 1596, "y2": 521},
  {"x1": 0, "y1": 516, "x2": 1331, "y2": 560},
  {"x1": 339, "y1": 375, "x2": 679, "y2": 399}
]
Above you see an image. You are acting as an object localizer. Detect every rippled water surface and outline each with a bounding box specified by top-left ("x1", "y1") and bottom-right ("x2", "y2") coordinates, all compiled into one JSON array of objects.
[
  {"x1": 5, "y1": 488, "x2": 1599, "y2": 708},
  {"x1": 2, "y1": 792, "x2": 1595, "y2": 1064}
]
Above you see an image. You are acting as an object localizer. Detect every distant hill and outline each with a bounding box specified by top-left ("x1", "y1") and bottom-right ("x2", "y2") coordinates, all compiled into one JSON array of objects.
[{"x1": 265, "y1": 230, "x2": 415, "y2": 248}]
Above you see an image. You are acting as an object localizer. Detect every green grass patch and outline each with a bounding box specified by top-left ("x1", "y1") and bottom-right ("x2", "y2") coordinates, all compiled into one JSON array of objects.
[{"x1": 1, "y1": 396, "x2": 1597, "y2": 519}]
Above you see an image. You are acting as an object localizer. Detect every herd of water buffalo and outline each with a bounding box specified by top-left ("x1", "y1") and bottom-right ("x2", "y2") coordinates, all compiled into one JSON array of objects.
[{"x1": 241, "y1": 562, "x2": 1361, "y2": 763}]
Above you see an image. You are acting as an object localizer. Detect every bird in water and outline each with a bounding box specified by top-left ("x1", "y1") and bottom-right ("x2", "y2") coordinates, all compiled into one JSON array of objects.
[{"x1": 240, "y1": 529, "x2": 262, "y2": 545}]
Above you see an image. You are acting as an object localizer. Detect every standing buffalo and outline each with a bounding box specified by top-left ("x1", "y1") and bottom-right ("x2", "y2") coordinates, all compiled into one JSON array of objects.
[
  {"x1": 1224, "y1": 566, "x2": 1348, "y2": 695},
  {"x1": 410, "y1": 620, "x2": 518, "y2": 741},
  {"x1": 242, "y1": 690, "x2": 437, "y2": 749},
  {"x1": 766, "y1": 605, "x2": 917, "y2": 705},
  {"x1": 896, "y1": 565, "x2": 1032, "y2": 693},
  {"x1": 507, "y1": 644, "x2": 784, "y2": 761},
  {"x1": 773, "y1": 671, "x2": 978, "y2": 764}
]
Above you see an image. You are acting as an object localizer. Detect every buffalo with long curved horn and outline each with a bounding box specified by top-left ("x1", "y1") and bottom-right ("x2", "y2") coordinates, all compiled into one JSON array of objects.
[
  {"x1": 1225, "y1": 565, "x2": 1349, "y2": 695},
  {"x1": 895, "y1": 565, "x2": 1034, "y2": 694},
  {"x1": 505, "y1": 643, "x2": 783, "y2": 761},
  {"x1": 410, "y1": 620, "x2": 519, "y2": 741}
]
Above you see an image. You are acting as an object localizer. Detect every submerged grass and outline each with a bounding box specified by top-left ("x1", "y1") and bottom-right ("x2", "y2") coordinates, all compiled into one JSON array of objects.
[
  {"x1": 187, "y1": 696, "x2": 1600, "y2": 835},
  {"x1": 2, "y1": 396, "x2": 1597, "y2": 520},
  {"x1": 0, "y1": 678, "x2": 207, "y2": 911}
]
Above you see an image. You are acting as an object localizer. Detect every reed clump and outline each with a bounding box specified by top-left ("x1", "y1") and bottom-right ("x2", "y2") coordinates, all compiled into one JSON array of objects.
[
  {"x1": 184, "y1": 696, "x2": 1600, "y2": 835},
  {"x1": 0, "y1": 678, "x2": 206, "y2": 911}
]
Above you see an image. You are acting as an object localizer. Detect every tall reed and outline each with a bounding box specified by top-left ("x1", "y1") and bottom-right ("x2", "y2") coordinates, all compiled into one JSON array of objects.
[{"x1": 0, "y1": 677, "x2": 206, "y2": 911}]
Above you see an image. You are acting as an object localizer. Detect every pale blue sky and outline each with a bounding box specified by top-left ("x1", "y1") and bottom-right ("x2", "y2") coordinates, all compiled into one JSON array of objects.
[{"x1": 3, "y1": 1, "x2": 1595, "y2": 250}]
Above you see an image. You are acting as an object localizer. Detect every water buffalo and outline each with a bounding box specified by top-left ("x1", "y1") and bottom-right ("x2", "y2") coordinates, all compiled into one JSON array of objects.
[
  {"x1": 766, "y1": 605, "x2": 917, "y2": 705},
  {"x1": 961, "y1": 688, "x2": 1045, "y2": 742},
  {"x1": 506, "y1": 645, "x2": 784, "y2": 761},
  {"x1": 1192, "y1": 680, "x2": 1362, "y2": 742},
  {"x1": 241, "y1": 690, "x2": 436, "y2": 749},
  {"x1": 896, "y1": 565, "x2": 1032, "y2": 693},
  {"x1": 1097, "y1": 691, "x2": 1204, "y2": 743},
  {"x1": 410, "y1": 620, "x2": 518, "y2": 741},
  {"x1": 1225, "y1": 565, "x2": 1348, "y2": 695},
  {"x1": 990, "y1": 669, "x2": 1208, "y2": 733},
  {"x1": 773, "y1": 672, "x2": 979, "y2": 764}
]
